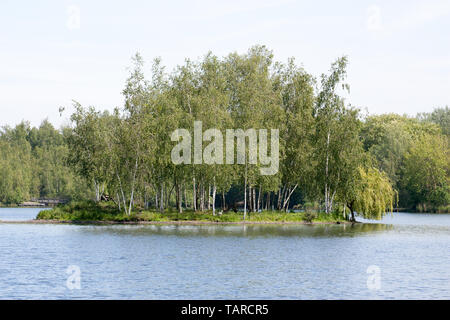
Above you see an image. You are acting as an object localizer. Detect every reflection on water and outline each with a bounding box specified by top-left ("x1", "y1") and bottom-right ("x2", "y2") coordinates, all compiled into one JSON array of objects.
[
  {"x1": 81, "y1": 223, "x2": 394, "y2": 238},
  {"x1": 0, "y1": 209, "x2": 449, "y2": 299}
]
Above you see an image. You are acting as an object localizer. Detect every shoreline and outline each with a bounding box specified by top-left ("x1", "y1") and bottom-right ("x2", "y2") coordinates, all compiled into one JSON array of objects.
[
  {"x1": 0, "y1": 206, "x2": 51, "y2": 209},
  {"x1": 0, "y1": 219, "x2": 357, "y2": 226},
  {"x1": 2, "y1": 205, "x2": 444, "y2": 214}
]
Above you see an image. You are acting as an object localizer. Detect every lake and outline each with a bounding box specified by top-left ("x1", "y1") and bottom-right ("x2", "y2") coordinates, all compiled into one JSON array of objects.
[{"x1": 0, "y1": 208, "x2": 449, "y2": 299}]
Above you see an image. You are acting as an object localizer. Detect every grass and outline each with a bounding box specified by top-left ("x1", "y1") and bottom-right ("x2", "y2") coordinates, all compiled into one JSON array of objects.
[{"x1": 36, "y1": 201, "x2": 348, "y2": 224}]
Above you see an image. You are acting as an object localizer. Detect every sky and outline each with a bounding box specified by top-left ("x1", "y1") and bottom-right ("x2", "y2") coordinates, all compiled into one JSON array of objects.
[{"x1": 0, "y1": 0, "x2": 449, "y2": 128}]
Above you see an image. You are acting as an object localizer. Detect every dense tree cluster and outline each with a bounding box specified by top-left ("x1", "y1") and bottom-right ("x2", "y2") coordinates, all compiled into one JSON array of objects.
[
  {"x1": 1, "y1": 46, "x2": 448, "y2": 217},
  {"x1": 362, "y1": 111, "x2": 449, "y2": 211},
  {"x1": 0, "y1": 121, "x2": 89, "y2": 204}
]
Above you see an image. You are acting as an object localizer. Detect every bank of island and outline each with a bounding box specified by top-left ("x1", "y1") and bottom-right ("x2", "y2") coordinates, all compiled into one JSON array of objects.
[{"x1": 30, "y1": 201, "x2": 351, "y2": 225}]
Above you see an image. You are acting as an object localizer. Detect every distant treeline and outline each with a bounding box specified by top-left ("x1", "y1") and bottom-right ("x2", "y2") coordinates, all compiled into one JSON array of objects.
[
  {"x1": 0, "y1": 121, "x2": 89, "y2": 204},
  {"x1": 0, "y1": 46, "x2": 448, "y2": 217}
]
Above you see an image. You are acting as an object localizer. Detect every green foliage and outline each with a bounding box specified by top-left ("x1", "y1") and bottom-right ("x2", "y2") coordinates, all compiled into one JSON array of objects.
[
  {"x1": 37, "y1": 201, "x2": 347, "y2": 223},
  {"x1": 361, "y1": 113, "x2": 449, "y2": 211},
  {"x1": 37, "y1": 201, "x2": 119, "y2": 221},
  {"x1": 400, "y1": 133, "x2": 449, "y2": 209},
  {"x1": 353, "y1": 167, "x2": 396, "y2": 220},
  {"x1": 302, "y1": 211, "x2": 317, "y2": 224},
  {"x1": 338, "y1": 165, "x2": 396, "y2": 221},
  {"x1": 0, "y1": 121, "x2": 90, "y2": 204},
  {"x1": 2, "y1": 46, "x2": 447, "y2": 216},
  {"x1": 311, "y1": 56, "x2": 370, "y2": 214},
  {"x1": 417, "y1": 106, "x2": 450, "y2": 136}
]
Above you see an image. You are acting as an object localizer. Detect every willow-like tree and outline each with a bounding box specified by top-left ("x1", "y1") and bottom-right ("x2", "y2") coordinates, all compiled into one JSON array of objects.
[{"x1": 342, "y1": 167, "x2": 396, "y2": 222}]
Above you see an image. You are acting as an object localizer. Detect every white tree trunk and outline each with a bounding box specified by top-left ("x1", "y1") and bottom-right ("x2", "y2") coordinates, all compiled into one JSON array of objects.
[
  {"x1": 325, "y1": 130, "x2": 330, "y2": 214},
  {"x1": 193, "y1": 177, "x2": 197, "y2": 211},
  {"x1": 282, "y1": 184, "x2": 298, "y2": 211},
  {"x1": 212, "y1": 177, "x2": 216, "y2": 216},
  {"x1": 243, "y1": 163, "x2": 247, "y2": 220},
  {"x1": 208, "y1": 184, "x2": 211, "y2": 210}
]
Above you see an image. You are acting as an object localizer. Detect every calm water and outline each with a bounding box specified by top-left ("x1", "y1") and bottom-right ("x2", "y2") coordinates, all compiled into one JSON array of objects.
[{"x1": 0, "y1": 208, "x2": 449, "y2": 299}]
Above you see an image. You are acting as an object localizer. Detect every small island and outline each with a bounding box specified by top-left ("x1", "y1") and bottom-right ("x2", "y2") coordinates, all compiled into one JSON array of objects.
[
  {"x1": 0, "y1": 47, "x2": 448, "y2": 225},
  {"x1": 34, "y1": 201, "x2": 349, "y2": 225}
]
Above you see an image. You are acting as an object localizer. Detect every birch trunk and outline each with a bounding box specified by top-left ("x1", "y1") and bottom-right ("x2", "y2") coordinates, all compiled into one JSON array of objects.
[
  {"x1": 252, "y1": 187, "x2": 256, "y2": 212},
  {"x1": 193, "y1": 176, "x2": 197, "y2": 211},
  {"x1": 325, "y1": 130, "x2": 330, "y2": 214},
  {"x1": 212, "y1": 177, "x2": 216, "y2": 216},
  {"x1": 127, "y1": 157, "x2": 138, "y2": 216},
  {"x1": 257, "y1": 186, "x2": 261, "y2": 212},
  {"x1": 282, "y1": 184, "x2": 298, "y2": 211},
  {"x1": 243, "y1": 162, "x2": 247, "y2": 220},
  {"x1": 160, "y1": 183, "x2": 164, "y2": 212}
]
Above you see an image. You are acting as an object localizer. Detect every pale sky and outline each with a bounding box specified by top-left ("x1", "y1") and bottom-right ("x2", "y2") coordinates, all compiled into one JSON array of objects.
[{"x1": 1, "y1": 0, "x2": 449, "y2": 128}]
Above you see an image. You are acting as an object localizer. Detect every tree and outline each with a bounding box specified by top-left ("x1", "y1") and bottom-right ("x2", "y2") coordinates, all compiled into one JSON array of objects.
[
  {"x1": 361, "y1": 113, "x2": 447, "y2": 209},
  {"x1": 313, "y1": 57, "x2": 351, "y2": 213},
  {"x1": 28, "y1": 46, "x2": 443, "y2": 216},
  {"x1": 417, "y1": 106, "x2": 450, "y2": 136},
  {"x1": 223, "y1": 45, "x2": 283, "y2": 218},
  {"x1": 343, "y1": 167, "x2": 396, "y2": 222},
  {"x1": 361, "y1": 115, "x2": 412, "y2": 186},
  {"x1": 66, "y1": 103, "x2": 112, "y2": 202},
  {"x1": 0, "y1": 139, "x2": 33, "y2": 204},
  {"x1": 0, "y1": 121, "x2": 89, "y2": 204},
  {"x1": 274, "y1": 58, "x2": 315, "y2": 211},
  {"x1": 400, "y1": 133, "x2": 449, "y2": 210}
]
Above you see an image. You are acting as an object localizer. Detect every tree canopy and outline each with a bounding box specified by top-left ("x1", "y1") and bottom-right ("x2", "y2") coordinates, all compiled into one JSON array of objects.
[{"x1": 1, "y1": 46, "x2": 448, "y2": 216}]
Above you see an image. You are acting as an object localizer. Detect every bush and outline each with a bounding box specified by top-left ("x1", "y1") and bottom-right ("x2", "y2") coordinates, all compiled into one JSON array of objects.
[{"x1": 302, "y1": 211, "x2": 317, "y2": 223}]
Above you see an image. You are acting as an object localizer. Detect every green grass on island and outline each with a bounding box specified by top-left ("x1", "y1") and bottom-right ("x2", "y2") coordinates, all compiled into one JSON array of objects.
[{"x1": 36, "y1": 201, "x2": 348, "y2": 224}]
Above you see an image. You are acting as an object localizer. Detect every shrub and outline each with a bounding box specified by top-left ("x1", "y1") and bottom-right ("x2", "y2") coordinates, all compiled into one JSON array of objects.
[{"x1": 302, "y1": 211, "x2": 317, "y2": 223}]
